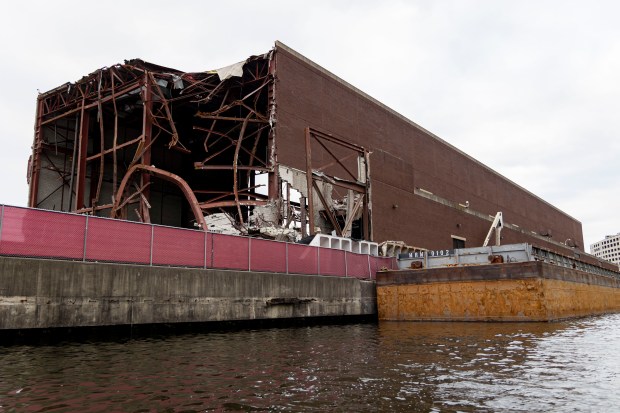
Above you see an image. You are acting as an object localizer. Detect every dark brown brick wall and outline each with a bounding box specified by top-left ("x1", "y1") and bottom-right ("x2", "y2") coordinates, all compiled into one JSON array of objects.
[{"x1": 273, "y1": 45, "x2": 584, "y2": 253}]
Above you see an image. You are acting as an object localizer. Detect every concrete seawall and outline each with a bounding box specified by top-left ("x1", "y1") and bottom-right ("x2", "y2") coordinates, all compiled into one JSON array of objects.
[
  {"x1": 0, "y1": 257, "x2": 376, "y2": 330},
  {"x1": 377, "y1": 261, "x2": 620, "y2": 321}
]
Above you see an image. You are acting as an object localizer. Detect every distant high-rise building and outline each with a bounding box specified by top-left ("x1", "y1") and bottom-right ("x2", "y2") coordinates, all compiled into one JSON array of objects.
[{"x1": 590, "y1": 233, "x2": 620, "y2": 268}]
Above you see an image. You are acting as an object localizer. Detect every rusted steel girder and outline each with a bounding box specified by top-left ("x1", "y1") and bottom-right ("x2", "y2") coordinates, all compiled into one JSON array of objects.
[
  {"x1": 139, "y1": 74, "x2": 153, "y2": 224},
  {"x1": 37, "y1": 60, "x2": 181, "y2": 120},
  {"x1": 74, "y1": 101, "x2": 89, "y2": 211},
  {"x1": 110, "y1": 164, "x2": 206, "y2": 230},
  {"x1": 30, "y1": 53, "x2": 276, "y2": 233},
  {"x1": 27, "y1": 98, "x2": 45, "y2": 207},
  {"x1": 191, "y1": 64, "x2": 273, "y2": 224},
  {"x1": 304, "y1": 126, "x2": 372, "y2": 241}
]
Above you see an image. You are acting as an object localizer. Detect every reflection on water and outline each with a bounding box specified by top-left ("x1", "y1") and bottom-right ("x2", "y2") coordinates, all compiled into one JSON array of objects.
[{"x1": 1, "y1": 314, "x2": 619, "y2": 412}]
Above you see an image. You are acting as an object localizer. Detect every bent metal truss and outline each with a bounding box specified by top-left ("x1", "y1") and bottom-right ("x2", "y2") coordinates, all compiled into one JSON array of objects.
[{"x1": 28, "y1": 47, "x2": 372, "y2": 242}]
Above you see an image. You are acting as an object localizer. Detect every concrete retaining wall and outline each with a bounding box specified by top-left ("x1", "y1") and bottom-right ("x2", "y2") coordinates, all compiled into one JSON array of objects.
[
  {"x1": 377, "y1": 261, "x2": 620, "y2": 321},
  {"x1": 0, "y1": 257, "x2": 376, "y2": 330}
]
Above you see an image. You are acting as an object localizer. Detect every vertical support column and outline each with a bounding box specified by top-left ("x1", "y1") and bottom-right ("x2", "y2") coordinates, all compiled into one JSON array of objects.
[
  {"x1": 363, "y1": 149, "x2": 372, "y2": 241},
  {"x1": 88, "y1": 157, "x2": 100, "y2": 209},
  {"x1": 285, "y1": 182, "x2": 291, "y2": 227},
  {"x1": 304, "y1": 127, "x2": 315, "y2": 236},
  {"x1": 300, "y1": 196, "x2": 307, "y2": 238},
  {"x1": 344, "y1": 251, "x2": 348, "y2": 277},
  {"x1": 267, "y1": 149, "x2": 279, "y2": 201},
  {"x1": 28, "y1": 98, "x2": 45, "y2": 207},
  {"x1": 367, "y1": 254, "x2": 372, "y2": 280},
  {"x1": 75, "y1": 103, "x2": 90, "y2": 211},
  {"x1": 67, "y1": 114, "x2": 79, "y2": 210},
  {"x1": 267, "y1": 52, "x2": 279, "y2": 203},
  {"x1": 140, "y1": 75, "x2": 153, "y2": 223}
]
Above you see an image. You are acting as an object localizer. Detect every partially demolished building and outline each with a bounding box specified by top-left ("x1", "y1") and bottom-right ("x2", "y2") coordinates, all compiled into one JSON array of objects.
[{"x1": 28, "y1": 41, "x2": 584, "y2": 254}]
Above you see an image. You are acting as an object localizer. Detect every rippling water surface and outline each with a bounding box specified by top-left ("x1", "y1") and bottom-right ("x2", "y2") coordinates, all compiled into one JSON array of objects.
[{"x1": 2, "y1": 314, "x2": 620, "y2": 412}]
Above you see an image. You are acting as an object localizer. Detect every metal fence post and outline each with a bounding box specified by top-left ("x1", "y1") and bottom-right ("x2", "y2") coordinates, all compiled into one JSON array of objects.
[
  {"x1": 367, "y1": 254, "x2": 372, "y2": 279},
  {"x1": 83, "y1": 215, "x2": 89, "y2": 262},
  {"x1": 211, "y1": 233, "x2": 215, "y2": 269},
  {"x1": 203, "y1": 231, "x2": 207, "y2": 269},
  {"x1": 149, "y1": 225, "x2": 154, "y2": 266}
]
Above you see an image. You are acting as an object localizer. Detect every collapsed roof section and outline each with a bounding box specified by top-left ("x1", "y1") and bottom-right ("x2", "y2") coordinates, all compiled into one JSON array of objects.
[{"x1": 28, "y1": 48, "x2": 372, "y2": 242}]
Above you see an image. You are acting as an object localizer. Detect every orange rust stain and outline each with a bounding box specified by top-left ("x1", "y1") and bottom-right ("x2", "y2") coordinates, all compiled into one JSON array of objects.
[{"x1": 377, "y1": 278, "x2": 620, "y2": 322}]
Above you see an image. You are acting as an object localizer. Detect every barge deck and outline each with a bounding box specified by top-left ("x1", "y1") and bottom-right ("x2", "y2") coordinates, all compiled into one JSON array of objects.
[{"x1": 377, "y1": 244, "x2": 620, "y2": 321}]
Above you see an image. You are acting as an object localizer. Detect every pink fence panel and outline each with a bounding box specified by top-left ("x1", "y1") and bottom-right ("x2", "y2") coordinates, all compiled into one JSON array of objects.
[
  {"x1": 212, "y1": 233, "x2": 249, "y2": 270},
  {"x1": 85, "y1": 217, "x2": 151, "y2": 264},
  {"x1": 287, "y1": 243, "x2": 318, "y2": 275},
  {"x1": 0, "y1": 206, "x2": 86, "y2": 259},
  {"x1": 369, "y1": 256, "x2": 397, "y2": 278},
  {"x1": 369, "y1": 256, "x2": 380, "y2": 279},
  {"x1": 387, "y1": 257, "x2": 398, "y2": 269},
  {"x1": 319, "y1": 248, "x2": 346, "y2": 277},
  {"x1": 0, "y1": 204, "x2": 400, "y2": 280},
  {"x1": 346, "y1": 252, "x2": 371, "y2": 279},
  {"x1": 205, "y1": 233, "x2": 213, "y2": 268},
  {"x1": 250, "y1": 238, "x2": 286, "y2": 273},
  {"x1": 152, "y1": 226, "x2": 205, "y2": 267}
]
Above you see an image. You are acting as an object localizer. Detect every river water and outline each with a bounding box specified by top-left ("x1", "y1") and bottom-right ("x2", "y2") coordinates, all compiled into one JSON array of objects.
[{"x1": 1, "y1": 314, "x2": 619, "y2": 412}]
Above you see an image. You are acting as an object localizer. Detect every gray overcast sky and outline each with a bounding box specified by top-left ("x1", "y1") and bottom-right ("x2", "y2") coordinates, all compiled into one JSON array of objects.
[{"x1": 1, "y1": 0, "x2": 618, "y2": 250}]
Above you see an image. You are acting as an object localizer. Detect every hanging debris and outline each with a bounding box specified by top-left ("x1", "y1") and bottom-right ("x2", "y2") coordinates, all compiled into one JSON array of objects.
[{"x1": 28, "y1": 50, "x2": 373, "y2": 243}]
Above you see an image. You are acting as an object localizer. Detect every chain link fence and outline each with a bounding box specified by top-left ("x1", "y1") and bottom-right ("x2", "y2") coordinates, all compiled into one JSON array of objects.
[{"x1": 0, "y1": 205, "x2": 395, "y2": 279}]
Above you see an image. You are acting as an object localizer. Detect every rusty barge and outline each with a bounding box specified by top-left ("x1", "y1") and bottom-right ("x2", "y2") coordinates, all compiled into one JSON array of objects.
[{"x1": 377, "y1": 243, "x2": 620, "y2": 322}]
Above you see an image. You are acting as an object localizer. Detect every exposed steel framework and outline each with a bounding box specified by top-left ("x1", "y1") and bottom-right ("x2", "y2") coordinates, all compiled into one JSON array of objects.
[
  {"x1": 29, "y1": 55, "x2": 276, "y2": 230},
  {"x1": 304, "y1": 127, "x2": 371, "y2": 240},
  {"x1": 28, "y1": 50, "x2": 373, "y2": 241}
]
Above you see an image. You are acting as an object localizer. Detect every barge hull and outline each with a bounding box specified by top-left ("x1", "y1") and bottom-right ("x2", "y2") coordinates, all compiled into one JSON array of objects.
[{"x1": 377, "y1": 261, "x2": 620, "y2": 321}]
